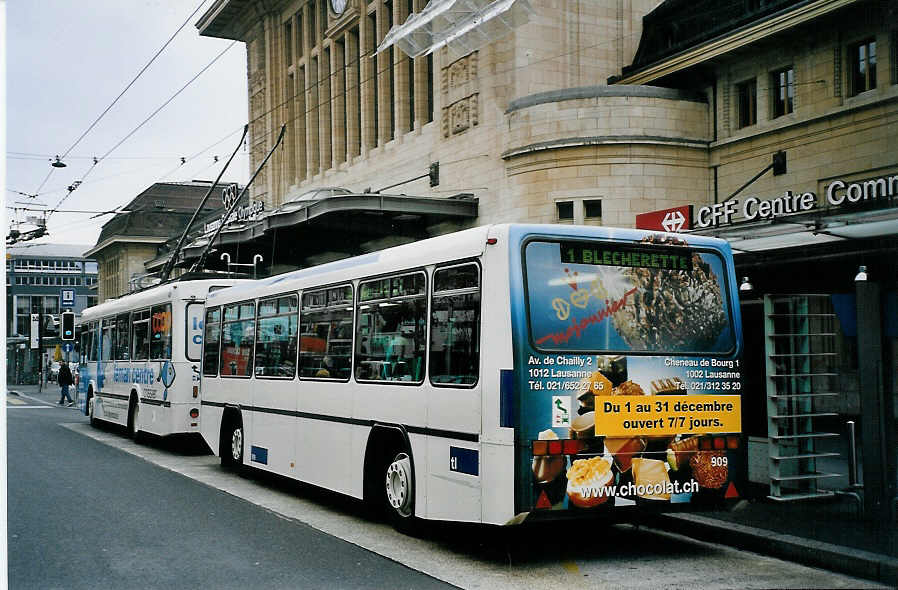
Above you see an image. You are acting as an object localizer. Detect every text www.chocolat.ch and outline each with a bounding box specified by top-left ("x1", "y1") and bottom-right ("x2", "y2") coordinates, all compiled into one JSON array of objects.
[{"x1": 575, "y1": 479, "x2": 701, "y2": 500}]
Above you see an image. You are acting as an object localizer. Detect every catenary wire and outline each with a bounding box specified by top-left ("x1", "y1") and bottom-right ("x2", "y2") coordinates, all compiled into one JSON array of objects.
[{"x1": 58, "y1": 0, "x2": 211, "y2": 161}]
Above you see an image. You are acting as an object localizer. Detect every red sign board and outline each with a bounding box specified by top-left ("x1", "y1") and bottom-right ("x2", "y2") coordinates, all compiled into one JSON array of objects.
[{"x1": 635, "y1": 205, "x2": 693, "y2": 232}]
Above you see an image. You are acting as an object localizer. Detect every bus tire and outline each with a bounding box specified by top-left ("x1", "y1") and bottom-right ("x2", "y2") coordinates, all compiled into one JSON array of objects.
[
  {"x1": 221, "y1": 415, "x2": 244, "y2": 472},
  {"x1": 383, "y1": 449, "x2": 420, "y2": 534},
  {"x1": 127, "y1": 396, "x2": 142, "y2": 442}
]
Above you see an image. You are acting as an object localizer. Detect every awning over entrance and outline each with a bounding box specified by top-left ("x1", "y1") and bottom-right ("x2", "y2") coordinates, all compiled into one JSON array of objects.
[
  {"x1": 377, "y1": 0, "x2": 533, "y2": 58},
  {"x1": 177, "y1": 191, "x2": 478, "y2": 270}
]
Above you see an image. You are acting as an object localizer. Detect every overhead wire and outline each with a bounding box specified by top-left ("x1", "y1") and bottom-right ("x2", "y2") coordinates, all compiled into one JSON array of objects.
[
  {"x1": 58, "y1": 0, "x2": 211, "y2": 161},
  {"x1": 47, "y1": 40, "x2": 238, "y2": 218},
  {"x1": 30, "y1": 0, "x2": 211, "y2": 197}
]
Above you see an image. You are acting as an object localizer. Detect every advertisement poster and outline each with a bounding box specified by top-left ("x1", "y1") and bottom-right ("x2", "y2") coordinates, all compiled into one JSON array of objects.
[{"x1": 523, "y1": 238, "x2": 743, "y2": 511}]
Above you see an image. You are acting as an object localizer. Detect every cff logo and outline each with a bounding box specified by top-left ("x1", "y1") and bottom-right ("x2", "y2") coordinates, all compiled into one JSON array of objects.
[
  {"x1": 662, "y1": 210, "x2": 687, "y2": 232},
  {"x1": 636, "y1": 205, "x2": 693, "y2": 233}
]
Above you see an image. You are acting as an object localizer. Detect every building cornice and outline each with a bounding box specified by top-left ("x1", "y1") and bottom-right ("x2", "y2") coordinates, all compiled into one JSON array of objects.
[
  {"x1": 502, "y1": 135, "x2": 710, "y2": 160},
  {"x1": 84, "y1": 236, "x2": 168, "y2": 259},
  {"x1": 613, "y1": 0, "x2": 859, "y2": 85}
]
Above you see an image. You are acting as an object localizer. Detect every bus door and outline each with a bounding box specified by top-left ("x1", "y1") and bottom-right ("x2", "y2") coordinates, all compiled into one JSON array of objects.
[
  {"x1": 517, "y1": 235, "x2": 744, "y2": 515},
  {"x1": 250, "y1": 294, "x2": 299, "y2": 474}
]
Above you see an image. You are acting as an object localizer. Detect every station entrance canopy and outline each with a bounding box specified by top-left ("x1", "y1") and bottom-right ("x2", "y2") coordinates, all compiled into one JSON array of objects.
[
  {"x1": 169, "y1": 191, "x2": 478, "y2": 273},
  {"x1": 376, "y1": 0, "x2": 533, "y2": 58}
]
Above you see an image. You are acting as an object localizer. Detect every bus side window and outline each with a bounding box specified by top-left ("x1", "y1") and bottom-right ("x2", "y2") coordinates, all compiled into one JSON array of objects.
[
  {"x1": 101, "y1": 318, "x2": 115, "y2": 362},
  {"x1": 355, "y1": 273, "x2": 426, "y2": 383},
  {"x1": 150, "y1": 303, "x2": 172, "y2": 360},
  {"x1": 221, "y1": 301, "x2": 255, "y2": 377},
  {"x1": 429, "y1": 263, "x2": 481, "y2": 386},
  {"x1": 132, "y1": 310, "x2": 150, "y2": 361},
  {"x1": 115, "y1": 313, "x2": 130, "y2": 360},
  {"x1": 87, "y1": 322, "x2": 98, "y2": 362},
  {"x1": 203, "y1": 307, "x2": 221, "y2": 377},
  {"x1": 256, "y1": 294, "x2": 298, "y2": 378},
  {"x1": 300, "y1": 286, "x2": 351, "y2": 380}
]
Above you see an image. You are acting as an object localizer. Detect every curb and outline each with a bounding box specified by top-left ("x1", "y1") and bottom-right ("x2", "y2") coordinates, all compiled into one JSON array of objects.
[{"x1": 653, "y1": 513, "x2": 898, "y2": 586}]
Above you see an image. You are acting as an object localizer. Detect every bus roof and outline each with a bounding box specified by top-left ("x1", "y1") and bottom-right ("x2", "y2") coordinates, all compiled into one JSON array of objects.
[
  {"x1": 207, "y1": 223, "x2": 733, "y2": 305},
  {"x1": 79, "y1": 279, "x2": 247, "y2": 323}
]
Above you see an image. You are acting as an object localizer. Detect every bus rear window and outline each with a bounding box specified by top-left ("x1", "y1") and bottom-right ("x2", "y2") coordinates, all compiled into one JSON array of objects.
[{"x1": 524, "y1": 240, "x2": 735, "y2": 354}]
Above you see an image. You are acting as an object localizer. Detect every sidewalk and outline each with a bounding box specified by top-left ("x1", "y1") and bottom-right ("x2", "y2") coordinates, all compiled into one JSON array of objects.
[
  {"x1": 6, "y1": 381, "x2": 897, "y2": 584},
  {"x1": 652, "y1": 493, "x2": 898, "y2": 585},
  {"x1": 6, "y1": 382, "x2": 86, "y2": 412}
]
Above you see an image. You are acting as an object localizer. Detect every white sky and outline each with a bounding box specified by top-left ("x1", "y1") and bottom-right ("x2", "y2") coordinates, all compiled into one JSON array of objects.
[{"x1": 5, "y1": 0, "x2": 250, "y2": 248}]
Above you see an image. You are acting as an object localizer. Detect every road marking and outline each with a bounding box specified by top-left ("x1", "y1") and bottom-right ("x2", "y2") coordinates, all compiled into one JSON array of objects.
[
  {"x1": 8, "y1": 405, "x2": 55, "y2": 409},
  {"x1": 8, "y1": 398, "x2": 26, "y2": 405}
]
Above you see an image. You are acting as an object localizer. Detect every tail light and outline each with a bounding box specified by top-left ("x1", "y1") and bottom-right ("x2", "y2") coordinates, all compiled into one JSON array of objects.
[
  {"x1": 192, "y1": 385, "x2": 199, "y2": 398},
  {"x1": 189, "y1": 408, "x2": 199, "y2": 419}
]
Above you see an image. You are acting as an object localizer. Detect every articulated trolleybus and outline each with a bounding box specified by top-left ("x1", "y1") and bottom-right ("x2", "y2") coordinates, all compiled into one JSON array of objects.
[
  {"x1": 200, "y1": 224, "x2": 744, "y2": 529},
  {"x1": 78, "y1": 279, "x2": 244, "y2": 439}
]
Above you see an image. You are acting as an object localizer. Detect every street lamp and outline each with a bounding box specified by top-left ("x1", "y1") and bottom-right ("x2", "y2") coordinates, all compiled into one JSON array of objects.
[
  {"x1": 51, "y1": 155, "x2": 67, "y2": 168},
  {"x1": 739, "y1": 276, "x2": 753, "y2": 292},
  {"x1": 854, "y1": 265, "x2": 868, "y2": 282}
]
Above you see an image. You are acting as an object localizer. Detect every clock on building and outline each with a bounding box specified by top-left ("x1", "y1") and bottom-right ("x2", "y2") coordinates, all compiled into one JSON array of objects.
[{"x1": 330, "y1": 0, "x2": 347, "y2": 15}]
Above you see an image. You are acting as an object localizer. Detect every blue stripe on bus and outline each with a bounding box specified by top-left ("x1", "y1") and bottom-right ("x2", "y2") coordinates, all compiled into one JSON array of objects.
[{"x1": 499, "y1": 369, "x2": 515, "y2": 428}]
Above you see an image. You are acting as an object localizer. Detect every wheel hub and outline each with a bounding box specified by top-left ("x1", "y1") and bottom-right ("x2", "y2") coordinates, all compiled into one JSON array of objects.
[
  {"x1": 231, "y1": 428, "x2": 243, "y2": 462},
  {"x1": 385, "y1": 453, "x2": 413, "y2": 517}
]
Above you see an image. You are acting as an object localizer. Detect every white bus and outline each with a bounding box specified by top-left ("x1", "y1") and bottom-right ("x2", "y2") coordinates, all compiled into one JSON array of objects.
[
  {"x1": 200, "y1": 224, "x2": 745, "y2": 530},
  {"x1": 77, "y1": 279, "x2": 246, "y2": 439}
]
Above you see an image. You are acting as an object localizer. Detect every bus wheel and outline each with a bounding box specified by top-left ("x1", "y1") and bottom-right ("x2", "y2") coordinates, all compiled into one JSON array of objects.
[
  {"x1": 221, "y1": 418, "x2": 244, "y2": 471},
  {"x1": 385, "y1": 450, "x2": 418, "y2": 533},
  {"x1": 127, "y1": 399, "x2": 141, "y2": 442}
]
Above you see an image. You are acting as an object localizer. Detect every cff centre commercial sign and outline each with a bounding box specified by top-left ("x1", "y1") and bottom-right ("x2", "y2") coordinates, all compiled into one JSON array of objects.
[{"x1": 694, "y1": 173, "x2": 898, "y2": 228}]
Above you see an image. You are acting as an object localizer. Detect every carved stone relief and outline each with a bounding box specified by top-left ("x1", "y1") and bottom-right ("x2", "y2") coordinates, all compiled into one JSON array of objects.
[
  {"x1": 442, "y1": 94, "x2": 479, "y2": 138},
  {"x1": 440, "y1": 51, "x2": 480, "y2": 138}
]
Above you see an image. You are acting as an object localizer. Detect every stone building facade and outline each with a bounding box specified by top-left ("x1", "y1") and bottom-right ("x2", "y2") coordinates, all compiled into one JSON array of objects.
[
  {"x1": 196, "y1": 0, "x2": 895, "y2": 234},
  {"x1": 197, "y1": 0, "x2": 693, "y2": 231}
]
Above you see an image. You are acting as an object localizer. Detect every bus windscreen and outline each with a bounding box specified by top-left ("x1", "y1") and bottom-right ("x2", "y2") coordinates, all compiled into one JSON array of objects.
[{"x1": 524, "y1": 240, "x2": 735, "y2": 354}]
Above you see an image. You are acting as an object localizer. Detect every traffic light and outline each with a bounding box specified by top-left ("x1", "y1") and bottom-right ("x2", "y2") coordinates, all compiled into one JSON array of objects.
[
  {"x1": 61, "y1": 311, "x2": 75, "y2": 341},
  {"x1": 429, "y1": 162, "x2": 440, "y2": 187},
  {"x1": 772, "y1": 150, "x2": 787, "y2": 176}
]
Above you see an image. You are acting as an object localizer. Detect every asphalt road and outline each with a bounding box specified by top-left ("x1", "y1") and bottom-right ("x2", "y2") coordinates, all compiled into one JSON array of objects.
[
  {"x1": 6, "y1": 388, "x2": 887, "y2": 589},
  {"x1": 6, "y1": 392, "x2": 454, "y2": 590}
]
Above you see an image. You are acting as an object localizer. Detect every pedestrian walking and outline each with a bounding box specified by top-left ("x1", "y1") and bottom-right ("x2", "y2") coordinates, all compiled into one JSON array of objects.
[{"x1": 57, "y1": 361, "x2": 74, "y2": 407}]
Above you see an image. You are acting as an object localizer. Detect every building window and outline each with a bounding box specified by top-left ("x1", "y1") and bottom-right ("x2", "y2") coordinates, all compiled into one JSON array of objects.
[
  {"x1": 849, "y1": 38, "x2": 876, "y2": 96},
  {"x1": 736, "y1": 78, "x2": 757, "y2": 128},
  {"x1": 584, "y1": 199, "x2": 602, "y2": 220},
  {"x1": 770, "y1": 67, "x2": 794, "y2": 118},
  {"x1": 284, "y1": 20, "x2": 293, "y2": 66},
  {"x1": 556, "y1": 201, "x2": 574, "y2": 223}
]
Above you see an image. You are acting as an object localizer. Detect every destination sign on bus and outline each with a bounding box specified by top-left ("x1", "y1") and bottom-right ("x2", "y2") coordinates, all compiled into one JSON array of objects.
[{"x1": 560, "y1": 242, "x2": 692, "y2": 272}]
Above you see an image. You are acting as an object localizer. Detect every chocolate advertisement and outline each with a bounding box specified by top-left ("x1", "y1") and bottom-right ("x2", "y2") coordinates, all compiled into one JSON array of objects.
[{"x1": 521, "y1": 239, "x2": 743, "y2": 511}]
